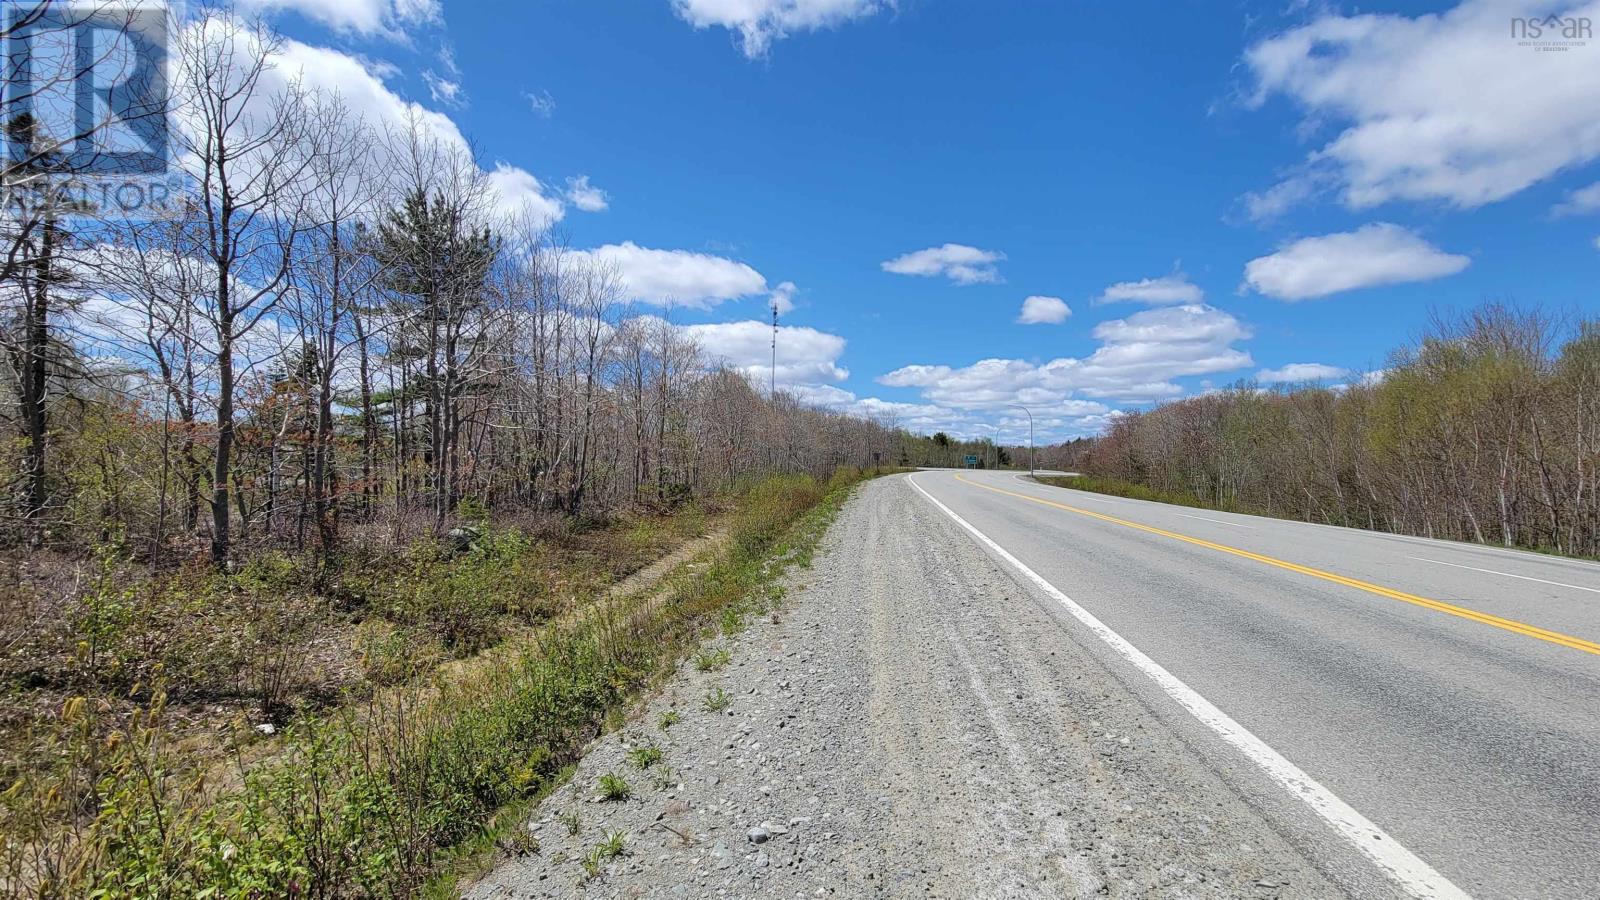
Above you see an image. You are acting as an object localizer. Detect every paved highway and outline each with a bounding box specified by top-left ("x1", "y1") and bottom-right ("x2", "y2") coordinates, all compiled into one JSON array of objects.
[{"x1": 909, "y1": 469, "x2": 1600, "y2": 899}]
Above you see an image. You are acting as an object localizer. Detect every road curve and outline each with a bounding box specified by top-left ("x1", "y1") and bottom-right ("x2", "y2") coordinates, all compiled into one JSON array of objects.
[{"x1": 913, "y1": 469, "x2": 1600, "y2": 899}]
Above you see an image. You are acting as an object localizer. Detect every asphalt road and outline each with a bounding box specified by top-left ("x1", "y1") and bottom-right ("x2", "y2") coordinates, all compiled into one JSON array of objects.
[{"x1": 909, "y1": 469, "x2": 1600, "y2": 900}]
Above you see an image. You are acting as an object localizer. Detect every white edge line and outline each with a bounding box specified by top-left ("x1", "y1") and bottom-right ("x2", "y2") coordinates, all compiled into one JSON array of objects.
[
  {"x1": 1174, "y1": 512, "x2": 1254, "y2": 529},
  {"x1": 1406, "y1": 556, "x2": 1600, "y2": 595},
  {"x1": 908, "y1": 475, "x2": 1470, "y2": 900}
]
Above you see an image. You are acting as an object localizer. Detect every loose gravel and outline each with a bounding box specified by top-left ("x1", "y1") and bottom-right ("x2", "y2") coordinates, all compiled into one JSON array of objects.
[{"x1": 466, "y1": 475, "x2": 1346, "y2": 899}]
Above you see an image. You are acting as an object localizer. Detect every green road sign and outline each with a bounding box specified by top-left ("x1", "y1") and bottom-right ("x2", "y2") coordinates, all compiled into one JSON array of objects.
[{"x1": 964, "y1": 454, "x2": 979, "y2": 467}]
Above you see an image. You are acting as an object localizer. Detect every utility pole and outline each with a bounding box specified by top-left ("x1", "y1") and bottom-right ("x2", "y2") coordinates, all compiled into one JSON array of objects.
[
  {"x1": 770, "y1": 298, "x2": 778, "y2": 400},
  {"x1": 1009, "y1": 404, "x2": 1035, "y2": 476}
]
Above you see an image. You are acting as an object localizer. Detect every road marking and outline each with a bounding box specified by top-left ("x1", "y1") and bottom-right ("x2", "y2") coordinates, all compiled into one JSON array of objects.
[
  {"x1": 1175, "y1": 512, "x2": 1254, "y2": 529},
  {"x1": 952, "y1": 474, "x2": 1600, "y2": 657},
  {"x1": 1406, "y1": 556, "x2": 1600, "y2": 595},
  {"x1": 909, "y1": 475, "x2": 1470, "y2": 900}
]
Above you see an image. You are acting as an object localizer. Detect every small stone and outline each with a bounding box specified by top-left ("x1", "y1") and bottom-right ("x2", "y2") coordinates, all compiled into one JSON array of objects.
[
  {"x1": 255, "y1": 723, "x2": 276, "y2": 735},
  {"x1": 747, "y1": 826, "x2": 770, "y2": 844},
  {"x1": 754, "y1": 851, "x2": 770, "y2": 868}
]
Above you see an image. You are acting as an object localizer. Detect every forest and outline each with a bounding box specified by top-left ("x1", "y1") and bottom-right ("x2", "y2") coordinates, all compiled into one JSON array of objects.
[
  {"x1": 0, "y1": 25, "x2": 905, "y2": 568},
  {"x1": 1046, "y1": 304, "x2": 1600, "y2": 559}
]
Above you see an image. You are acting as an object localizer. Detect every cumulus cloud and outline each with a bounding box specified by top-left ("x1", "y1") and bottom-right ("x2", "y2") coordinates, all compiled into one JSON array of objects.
[
  {"x1": 680, "y1": 319, "x2": 849, "y2": 386},
  {"x1": 881, "y1": 244, "x2": 1004, "y2": 285},
  {"x1": 571, "y1": 243, "x2": 768, "y2": 308},
  {"x1": 1257, "y1": 362, "x2": 1350, "y2": 383},
  {"x1": 879, "y1": 304, "x2": 1252, "y2": 410},
  {"x1": 235, "y1": 0, "x2": 439, "y2": 38},
  {"x1": 1017, "y1": 295, "x2": 1070, "y2": 324},
  {"x1": 226, "y1": 33, "x2": 568, "y2": 227},
  {"x1": 1096, "y1": 273, "x2": 1203, "y2": 305},
  {"x1": 484, "y1": 163, "x2": 566, "y2": 227},
  {"x1": 1243, "y1": 0, "x2": 1600, "y2": 211},
  {"x1": 1553, "y1": 181, "x2": 1600, "y2": 217},
  {"x1": 565, "y1": 175, "x2": 609, "y2": 212},
  {"x1": 1242, "y1": 223, "x2": 1470, "y2": 301},
  {"x1": 671, "y1": 0, "x2": 889, "y2": 58}
]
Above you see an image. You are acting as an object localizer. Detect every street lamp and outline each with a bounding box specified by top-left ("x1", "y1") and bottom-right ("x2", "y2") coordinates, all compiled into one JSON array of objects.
[{"x1": 1009, "y1": 404, "x2": 1035, "y2": 476}]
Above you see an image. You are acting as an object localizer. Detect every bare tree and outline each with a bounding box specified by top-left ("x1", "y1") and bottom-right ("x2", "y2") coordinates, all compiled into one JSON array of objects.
[{"x1": 174, "y1": 9, "x2": 314, "y2": 565}]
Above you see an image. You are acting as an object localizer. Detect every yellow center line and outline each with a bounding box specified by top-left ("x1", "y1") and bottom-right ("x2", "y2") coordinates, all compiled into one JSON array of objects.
[{"x1": 953, "y1": 474, "x2": 1600, "y2": 657}]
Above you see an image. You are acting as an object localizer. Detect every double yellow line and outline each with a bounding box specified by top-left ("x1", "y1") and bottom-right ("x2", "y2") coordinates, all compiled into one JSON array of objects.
[{"x1": 954, "y1": 474, "x2": 1600, "y2": 657}]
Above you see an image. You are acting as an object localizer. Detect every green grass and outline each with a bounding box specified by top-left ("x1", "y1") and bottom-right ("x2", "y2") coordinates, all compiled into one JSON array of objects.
[
  {"x1": 580, "y1": 831, "x2": 627, "y2": 881},
  {"x1": 0, "y1": 466, "x2": 894, "y2": 899},
  {"x1": 597, "y1": 772, "x2": 631, "y2": 801},
  {"x1": 701, "y1": 687, "x2": 732, "y2": 713},
  {"x1": 692, "y1": 646, "x2": 731, "y2": 671},
  {"x1": 657, "y1": 709, "x2": 681, "y2": 730},
  {"x1": 626, "y1": 745, "x2": 663, "y2": 769}
]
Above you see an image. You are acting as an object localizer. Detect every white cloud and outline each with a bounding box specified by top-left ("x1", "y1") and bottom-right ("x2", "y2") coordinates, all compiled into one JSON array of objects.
[
  {"x1": 671, "y1": 0, "x2": 889, "y2": 58},
  {"x1": 565, "y1": 175, "x2": 609, "y2": 212},
  {"x1": 881, "y1": 243, "x2": 1004, "y2": 285},
  {"x1": 769, "y1": 281, "x2": 798, "y2": 315},
  {"x1": 232, "y1": 34, "x2": 567, "y2": 229},
  {"x1": 524, "y1": 89, "x2": 557, "y2": 118},
  {"x1": 234, "y1": 0, "x2": 439, "y2": 38},
  {"x1": 1257, "y1": 362, "x2": 1350, "y2": 383},
  {"x1": 1242, "y1": 223, "x2": 1470, "y2": 301},
  {"x1": 1243, "y1": 0, "x2": 1600, "y2": 211},
  {"x1": 879, "y1": 304, "x2": 1252, "y2": 410},
  {"x1": 1554, "y1": 181, "x2": 1600, "y2": 217},
  {"x1": 422, "y1": 70, "x2": 463, "y2": 107},
  {"x1": 572, "y1": 243, "x2": 768, "y2": 308},
  {"x1": 680, "y1": 319, "x2": 849, "y2": 385},
  {"x1": 1241, "y1": 174, "x2": 1324, "y2": 221},
  {"x1": 1594, "y1": 235, "x2": 1600, "y2": 250},
  {"x1": 485, "y1": 163, "x2": 566, "y2": 227},
  {"x1": 1017, "y1": 295, "x2": 1070, "y2": 324},
  {"x1": 1096, "y1": 273, "x2": 1203, "y2": 305}
]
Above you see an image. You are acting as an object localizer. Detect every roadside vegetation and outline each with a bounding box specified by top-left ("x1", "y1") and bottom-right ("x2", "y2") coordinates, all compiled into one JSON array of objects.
[
  {"x1": 1040, "y1": 304, "x2": 1600, "y2": 558},
  {"x1": 1, "y1": 465, "x2": 890, "y2": 897}
]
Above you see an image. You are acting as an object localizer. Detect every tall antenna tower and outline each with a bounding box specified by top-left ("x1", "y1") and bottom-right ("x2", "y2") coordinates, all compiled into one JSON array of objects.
[{"x1": 770, "y1": 298, "x2": 778, "y2": 399}]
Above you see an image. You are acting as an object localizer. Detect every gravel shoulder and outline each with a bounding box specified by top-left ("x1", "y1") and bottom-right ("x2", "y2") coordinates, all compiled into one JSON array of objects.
[{"x1": 466, "y1": 475, "x2": 1345, "y2": 899}]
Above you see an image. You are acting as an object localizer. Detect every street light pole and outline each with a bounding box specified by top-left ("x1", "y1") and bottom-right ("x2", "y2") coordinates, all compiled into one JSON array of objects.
[{"x1": 1009, "y1": 404, "x2": 1035, "y2": 475}]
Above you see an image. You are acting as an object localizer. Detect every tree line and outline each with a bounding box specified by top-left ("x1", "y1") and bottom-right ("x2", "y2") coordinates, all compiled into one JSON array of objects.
[
  {"x1": 0, "y1": 5, "x2": 929, "y2": 569},
  {"x1": 1050, "y1": 304, "x2": 1600, "y2": 558}
]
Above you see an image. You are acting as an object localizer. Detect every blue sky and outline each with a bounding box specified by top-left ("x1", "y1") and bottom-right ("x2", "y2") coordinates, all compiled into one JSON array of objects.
[{"x1": 235, "y1": 0, "x2": 1600, "y2": 441}]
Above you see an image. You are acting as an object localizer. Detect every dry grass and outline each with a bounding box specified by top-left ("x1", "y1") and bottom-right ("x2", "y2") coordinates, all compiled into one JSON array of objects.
[{"x1": 0, "y1": 470, "x2": 886, "y2": 899}]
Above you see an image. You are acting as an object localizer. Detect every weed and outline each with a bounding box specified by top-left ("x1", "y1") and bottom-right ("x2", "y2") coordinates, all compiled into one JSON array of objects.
[
  {"x1": 500, "y1": 828, "x2": 540, "y2": 857},
  {"x1": 597, "y1": 830, "x2": 626, "y2": 858},
  {"x1": 658, "y1": 709, "x2": 681, "y2": 730},
  {"x1": 597, "y1": 771, "x2": 631, "y2": 801},
  {"x1": 0, "y1": 467, "x2": 894, "y2": 899},
  {"x1": 701, "y1": 687, "x2": 731, "y2": 713},
  {"x1": 580, "y1": 831, "x2": 627, "y2": 882},
  {"x1": 692, "y1": 647, "x2": 731, "y2": 672},
  {"x1": 559, "y1": 808, "x2": 582, "y2": 836},
  {"x1": 627, "y1": 744, "x2": 663, "y2": 769},
  {"x1": 650, "y1": 764, "x2": 678, "y2": 791}
]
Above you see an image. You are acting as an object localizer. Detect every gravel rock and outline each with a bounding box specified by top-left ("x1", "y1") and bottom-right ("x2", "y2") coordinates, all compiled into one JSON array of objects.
[{"x1": 465, "y1": 477, "x2": 1345, "y2": 899}]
